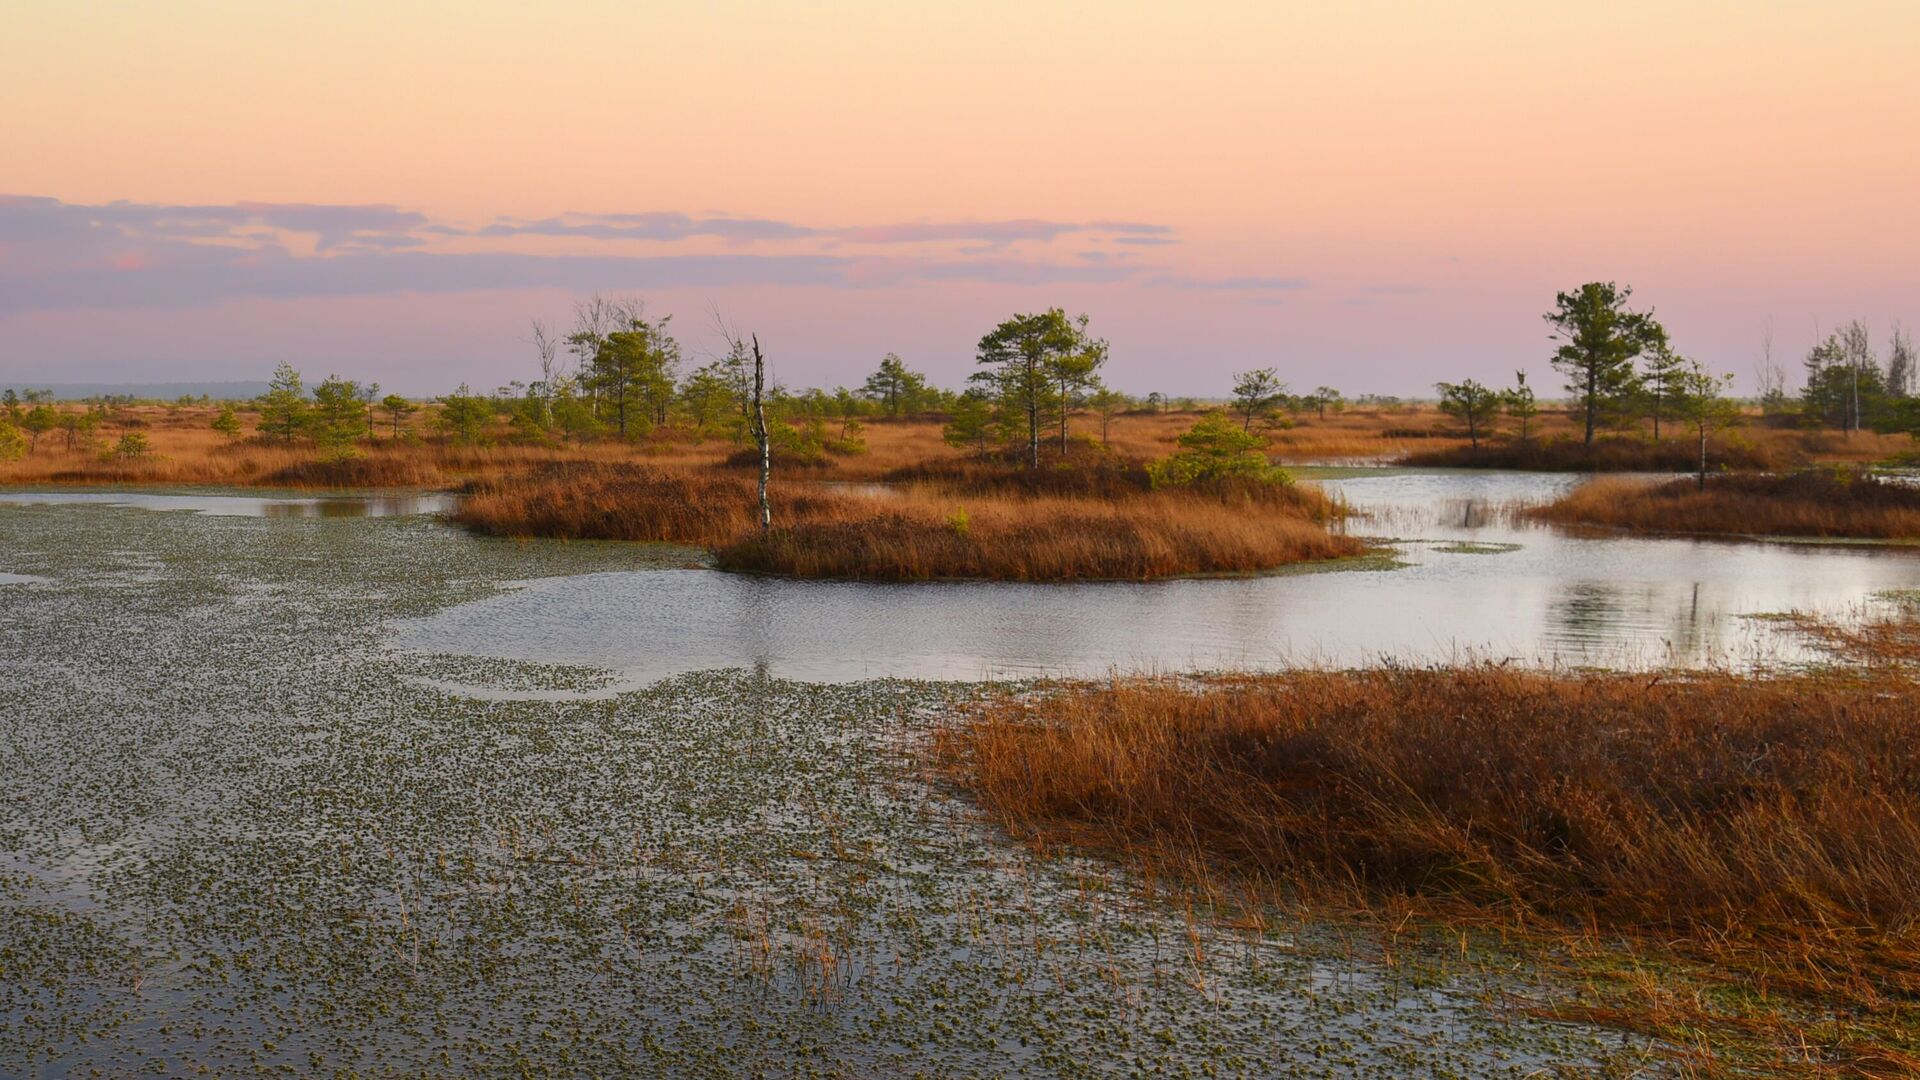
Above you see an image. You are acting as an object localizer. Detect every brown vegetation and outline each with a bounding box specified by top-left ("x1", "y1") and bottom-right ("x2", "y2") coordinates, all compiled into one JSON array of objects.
[
  {"x1": 2, "y1": 402, "x2": 1910, "y2": 490},
  {"x1": 1402, "y1": 433, "x2": 1782, "y2": 471},
  {"x1": 455, "y1": 460, "x2": 1364, "y2": 580},
  {"x1": 1534, "y1": 470, "x2": 1920, "y2": 540},
  {"x1": 259, "y1": 453, "x2": 446, "y2": 488},
  {"x1": 937, "y1": 601, "x2": 1920, "y2": 1066},
  {"x1": 454, "y1": 463, "x2": 847, "y2": 547},
  {"x1": 716, "y1": 491, "x2": 1361, "y2": 581}
]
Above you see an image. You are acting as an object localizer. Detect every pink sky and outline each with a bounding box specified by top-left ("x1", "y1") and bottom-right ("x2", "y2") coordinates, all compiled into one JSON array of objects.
[{"x1": 3, "y1": 1, "x2": 1917, "y2": 395}]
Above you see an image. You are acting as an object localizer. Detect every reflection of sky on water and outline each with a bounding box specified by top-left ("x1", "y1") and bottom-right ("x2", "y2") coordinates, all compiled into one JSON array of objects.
[
  {"x1": 394, "y1": 471, "x2": 1920, "y2": 683},
  {"x1": 0, "y1": 491, "x2": 457, "y2": 518}
]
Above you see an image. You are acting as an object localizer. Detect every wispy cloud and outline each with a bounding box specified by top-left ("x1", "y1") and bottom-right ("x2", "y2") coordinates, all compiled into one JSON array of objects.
[
  {"x1": 1146, "y1": 274, "x2": 1309, "y2": 291},
  {"x1": 0, "y1": 195, "x2": 430, "y2": 252},
  {"x1": 474, "y1": 212, "x2": 815, "y2": 244},
  {"x1": 477, "y1": 212, "x2": 1171, "y2": 248},
  {"x1": 0, "y1": 195, "x2": 1190, "y2": 313}
]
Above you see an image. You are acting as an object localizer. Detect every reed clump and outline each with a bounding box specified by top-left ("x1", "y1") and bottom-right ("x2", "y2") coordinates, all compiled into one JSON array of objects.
[
  {"x1": 454, "y1": 463, "x2": 846, "y2": 546},
  {"x1": 261, "y1": 452, "x2": 445, "y2": 488},
  {"x1": 716, "y1": 492, "x2": 1363, "y2": 580},
  {"x1": 1534, "y1": 470, "x2": 1920, "y2": 540}
]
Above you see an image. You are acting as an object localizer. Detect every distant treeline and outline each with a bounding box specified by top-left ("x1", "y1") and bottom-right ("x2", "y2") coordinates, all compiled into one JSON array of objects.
[
  {"x1": 151, "y1": 296, "x2": 1364, "y2": 464},
  {"x1": 0, "y1": 382, "x2": 271, "y2": 404}
]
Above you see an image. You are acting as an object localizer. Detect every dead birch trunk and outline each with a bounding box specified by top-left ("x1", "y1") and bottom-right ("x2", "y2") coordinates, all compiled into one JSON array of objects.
[{"x1": 750, "y1": 334, "x2": 771, "y2": 531}]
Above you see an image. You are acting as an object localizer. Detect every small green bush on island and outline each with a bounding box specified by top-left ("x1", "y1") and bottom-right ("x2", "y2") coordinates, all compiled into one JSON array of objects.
[{"x1": 1148, "y1": 411, "x2": 1291, "y2": 489}]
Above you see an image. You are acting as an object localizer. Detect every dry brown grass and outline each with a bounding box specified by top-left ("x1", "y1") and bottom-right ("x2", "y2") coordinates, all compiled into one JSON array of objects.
[
  {"x1": 716, "y1": 491, "x2": 1362, "y2": 581},
  {"x1": 1403, "y1": 433, "x2": 1784, "y2": 472},
  {"x1": 1534, "y1": 471, "x2": 1920, "y2": 540},
  {"x1": 4, "y1": 402, "x2": 1909, "y2": 489},
  {"x1": 454, "y1": 463, "x2": 849, "y2": 547},
  {"x1": 942, "y1": 666, "x2": 1920, "y2": 940},
  {"x1": 455, "y1": 460, "x2": 1364, "y2": 580},
  {"x1": 936, "y1": 603, "x2": 1920, "y2": 1067}
]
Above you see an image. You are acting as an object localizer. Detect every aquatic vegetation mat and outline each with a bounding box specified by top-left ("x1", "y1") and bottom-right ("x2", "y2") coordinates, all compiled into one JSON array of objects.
[{"x1": 0, "y1": 503, "x2": 1660, "y2": 1076}]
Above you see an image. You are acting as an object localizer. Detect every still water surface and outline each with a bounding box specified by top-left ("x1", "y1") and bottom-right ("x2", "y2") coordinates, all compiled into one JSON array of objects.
[
  {"x1": 6, "y1": 474, "x2": 1914, "y2": 681},
  {"x1": 0, "y1": 490, "x2": 458, "y2": 517},
  {"x1": 394, "y1": 470, "x2": 1920, "y2": 683}
]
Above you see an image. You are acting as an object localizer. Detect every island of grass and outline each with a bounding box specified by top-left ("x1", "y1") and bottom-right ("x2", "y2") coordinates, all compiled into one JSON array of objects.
[
  {"x1": 453, "y1": 410, "x2": 1371, "y2": 582},
  {"x1": 455, "y1": 455, "x2": 1364, "y2": 582},
  {"x1": 1532, "y1": 469, "x2": 1920, "y2": 541}
]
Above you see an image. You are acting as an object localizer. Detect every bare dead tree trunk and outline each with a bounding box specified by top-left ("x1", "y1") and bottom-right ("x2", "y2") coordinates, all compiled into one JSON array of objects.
[
  {"x1": 750, "y1": 334, "x2": 771, "y2": 531},
  {"x1": 1698, "y1": 422, "x2": 1708, "y2": 492}
]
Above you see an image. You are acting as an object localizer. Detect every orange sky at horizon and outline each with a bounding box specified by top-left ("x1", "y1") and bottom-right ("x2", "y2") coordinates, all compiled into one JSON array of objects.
[{"x1": 4, "y1": 0, "x2": 1918, "y2": 393}]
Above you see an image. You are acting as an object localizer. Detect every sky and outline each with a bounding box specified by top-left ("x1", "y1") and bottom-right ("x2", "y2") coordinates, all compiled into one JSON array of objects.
[{"x1": 3, "y1": 0, "x2": 1918, "y2": 396}]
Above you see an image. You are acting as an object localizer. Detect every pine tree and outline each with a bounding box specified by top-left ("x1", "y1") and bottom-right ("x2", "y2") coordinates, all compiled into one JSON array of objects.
[
  {"x1": 1545, "y1": 283, "x2": 1665, "y2": 447},
  {"x1": 257, "y1": 362, "x2": 308, "y2": 444}
]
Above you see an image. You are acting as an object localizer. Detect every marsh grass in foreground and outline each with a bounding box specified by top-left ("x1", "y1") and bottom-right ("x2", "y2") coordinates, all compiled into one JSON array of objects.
[
  {"x1": 1534, "y1": 470, "x2": 1920, "y2": 540},
  {"x1": 937, "y1": 602, "x2": 1920, "y2": 1071}
]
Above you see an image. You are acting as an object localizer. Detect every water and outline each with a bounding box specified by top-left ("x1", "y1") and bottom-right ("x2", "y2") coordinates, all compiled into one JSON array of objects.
[
  {"x1": 391, "y1": 470, "x2": 1920, "y2": 683},
  {"x1": 0, "y1": 498, "x2": 1647, "y2": 1076},
  {"x1": 0, "y1": 489, "x2": 458, "y2": 517}
]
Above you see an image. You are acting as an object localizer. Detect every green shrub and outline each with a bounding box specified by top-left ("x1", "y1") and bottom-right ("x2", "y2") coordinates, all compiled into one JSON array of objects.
[{"x1": 1148, "y1": 411, "x2": 1290, "y2": 488}]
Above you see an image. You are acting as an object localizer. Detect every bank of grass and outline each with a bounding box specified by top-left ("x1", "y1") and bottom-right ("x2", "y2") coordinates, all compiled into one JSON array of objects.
[
  {"x1": 1401, "y1": 433, "x2": 1783, "y2": 472},
  {"x1": 936, "y1": 603, "x2": 1920, "y2": 1070},
  {"x1": 455, "y1": 461, "x2": 1365, "y2": 580},
  {"x1": 1534, "y1": 470, "x2": 1920, "y2": 540}
]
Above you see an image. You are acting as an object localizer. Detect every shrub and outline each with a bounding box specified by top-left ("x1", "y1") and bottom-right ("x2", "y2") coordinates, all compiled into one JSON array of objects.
[
  {"x1": 109, "y1": 432, "x2": 152, "y2": 460},
  {"x1": 211, "y1": 404, "x2": 244, "y2": 439},
  {"x1": 1148, "y1": 411, "x2": 1290, "y2": 488}
]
